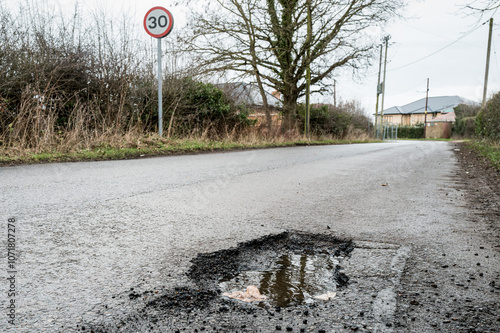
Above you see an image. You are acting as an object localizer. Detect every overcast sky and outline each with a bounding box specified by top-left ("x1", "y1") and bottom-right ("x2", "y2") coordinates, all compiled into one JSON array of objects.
[
  {"x1": 4, "y1": 0, "x2": 500, "y2": 115},
  {"x1": 348, "y1": 0, "x2": 500, "y2": 114}
]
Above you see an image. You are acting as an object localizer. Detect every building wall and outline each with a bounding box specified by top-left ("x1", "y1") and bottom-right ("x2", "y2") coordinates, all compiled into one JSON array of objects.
[
  {"x1": 401, "y1": 115, "x2": 411, "y2": 126},
  {"x1": 381, "y1": 114, "x2": 403, "y2": 125},
  {"x1": 425, "y1": 122, "x2": 452, "y2": 139},
  {"x1": 410, "y1": 113, "x2": 438, "y2": 125},
  {"x1": 248, "y1": 112, "x2": 282, "y2": 128},
  {"x1": 382, "y1": 113, "x2": 439, "y2": 126}
]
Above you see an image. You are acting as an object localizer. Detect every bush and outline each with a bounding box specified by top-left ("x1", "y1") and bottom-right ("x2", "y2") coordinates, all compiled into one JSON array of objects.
[
  {"x1": 397, "y1": 123, "x2": 424, "y2": 139},
  {"x1": 0, "y1": 1, "x2": 160, "y2": 150},
  {"x1": 453, "y1": 104, "x2": 481, "y2": 138},
  {"x1": 297, "y1": 101, "x2": 372, "y2": 138},
  {"x1": 476, "y1": 92, "x2": 500, "y2": 141},
  {"x1": 0, "y1": 1, "x2": 254, "y2": 150},
  {"x1": 454, "y1": 117, "x2": 476, "y2": 137},
  {"x1": 160, "y1": 77, "x2": 254, "y2": 137}
]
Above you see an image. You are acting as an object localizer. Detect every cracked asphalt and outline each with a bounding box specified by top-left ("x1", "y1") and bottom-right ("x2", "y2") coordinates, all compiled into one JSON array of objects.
[{"x1": 0, "y1": 141, "x2": 498, "y2": 332}]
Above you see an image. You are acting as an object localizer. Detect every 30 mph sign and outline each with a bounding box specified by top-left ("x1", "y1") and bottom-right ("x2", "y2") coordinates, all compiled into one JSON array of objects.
[
  {"x1": 144, "y1": 7, "x2": 174, "y2": 136},
  {"x1": 144, "y1": 7, "x2": 174, "y2": 39}
]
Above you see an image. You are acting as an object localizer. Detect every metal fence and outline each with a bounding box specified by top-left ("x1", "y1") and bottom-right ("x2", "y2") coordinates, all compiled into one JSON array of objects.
[{"x1": 376, "y1": 122, "x2": 398, "y2": 141}]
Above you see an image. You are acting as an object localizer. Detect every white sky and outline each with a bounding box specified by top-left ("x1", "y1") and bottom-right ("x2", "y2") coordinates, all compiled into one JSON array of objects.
[
  {"x1": 3, "y1": 0, "x2": 500, "y2": 115},
  {"x1": 344, "y1": 0, "x2": 500, "y2": 115}
]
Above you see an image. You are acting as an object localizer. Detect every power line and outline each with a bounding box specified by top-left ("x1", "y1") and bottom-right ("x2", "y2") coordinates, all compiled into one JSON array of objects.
[
  {"x1": 400, "y1": 22, "x2": 456, "y2": 42},
  {"x1": 390, "y1": 78, "x2": 428, "y2": 95},
  {"x1": 387, "y1": 20, "x2": 488, "y2": 72}
]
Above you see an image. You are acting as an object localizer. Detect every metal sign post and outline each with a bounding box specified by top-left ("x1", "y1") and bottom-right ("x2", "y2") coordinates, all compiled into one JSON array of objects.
[
  {"x1": 144, "y1": 7, "x2": 174, "y2": 137},
  {"x1": 158, "y1": 38, "x2": 163, "y2": 136}
]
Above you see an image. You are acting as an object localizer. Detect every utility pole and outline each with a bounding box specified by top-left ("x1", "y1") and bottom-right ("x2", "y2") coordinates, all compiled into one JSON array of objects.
[
  {"x1": 424, "y1": 78, "x2": 429, "y2": 138},
  {"x1": 483, "y1": 18, "x2": 493, "y2": 106},
  {"x1": 374, "y1": 44, "x2": 383, "y2": 138},
  {"x1": 379, "y1": 35, "x2": 391, "y2": 138},
  {"x1": 305, "y1": 0, "x2": 312, "y2": 138}
]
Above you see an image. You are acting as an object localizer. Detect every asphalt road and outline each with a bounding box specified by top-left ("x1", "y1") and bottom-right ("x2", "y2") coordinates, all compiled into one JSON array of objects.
[{"x1": 0, "y1": 141, "x2": 498, "y2": 332}]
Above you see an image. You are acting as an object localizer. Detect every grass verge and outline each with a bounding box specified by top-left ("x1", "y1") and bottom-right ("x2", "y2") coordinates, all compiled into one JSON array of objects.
[
  {"x1": 0, "y1": 136, "x2": 379, "y2": 166},
  {"x1": 397, "y1": 138, "x2": 454, "y2": 141},
  {"x1": 467, "y1": 140, "x2": 500, "y2": 172}
]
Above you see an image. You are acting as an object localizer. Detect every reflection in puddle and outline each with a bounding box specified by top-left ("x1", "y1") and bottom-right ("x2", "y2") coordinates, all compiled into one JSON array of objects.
[{"x1": 220, "y1": 253, "x2": 340, "y2": 307}]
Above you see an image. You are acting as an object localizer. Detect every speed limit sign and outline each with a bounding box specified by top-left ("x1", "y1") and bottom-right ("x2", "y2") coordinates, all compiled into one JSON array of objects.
[
  {"x1": 145, "y1": 7, "x2": 174, "y2": 137},
  {"x1": 144, "y1": 7, "x2": 174, "y2": 39}
]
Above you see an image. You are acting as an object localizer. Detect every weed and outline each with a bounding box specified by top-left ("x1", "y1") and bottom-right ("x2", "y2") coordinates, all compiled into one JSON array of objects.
[
  {"x1": 467, "y1": 140, "x2": 500, "y2": 172},
  {"x1": 0, "y1": 133, "x2": 378, "y2": 166}
]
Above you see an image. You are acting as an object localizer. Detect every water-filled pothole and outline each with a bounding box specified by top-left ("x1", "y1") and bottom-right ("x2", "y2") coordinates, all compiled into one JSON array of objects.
[
  {"x1": 219, "y1": 253, "x2": 341, "y2": 307},
  {"x1": 187, "y1": 231, "x2": 353, "y2": 308}
]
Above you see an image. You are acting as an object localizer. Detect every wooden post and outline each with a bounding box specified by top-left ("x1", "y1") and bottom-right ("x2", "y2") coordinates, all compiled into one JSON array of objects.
[
  {"x1": 374, "y1": 44, "x2": 383, "y2": 138},
  {"x1": 424, "y1": 78, "x2": 429, "y2": 139},
  {"x1": 482, "y1": 18, "x2": 493, "y2": 106},
  {"x1": 379, "y1": 36, "x2": 390, "y2": 138}
]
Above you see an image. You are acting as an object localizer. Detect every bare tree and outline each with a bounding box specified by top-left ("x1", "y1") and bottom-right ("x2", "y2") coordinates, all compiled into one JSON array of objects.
[
  {"x1": 183, "y1": 0, "x2": 404, "y2": 130},
  {"x1": 465, "y1": 0, "x2": 500, "y2": 14},
  {"x1": 461, "y1": 0, "x2": 499, "y2": 23}
]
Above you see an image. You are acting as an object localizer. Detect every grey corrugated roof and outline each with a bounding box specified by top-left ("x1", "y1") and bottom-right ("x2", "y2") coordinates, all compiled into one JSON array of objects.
[
  {"x1": 383, "y1": 106, "x2": 404, "y2": 114},
  {"x1": 216, "y1": 82, "x2": 281, "y2": 108},
  {"x1": 382, "y1": 96, "x2": 478, "y2": 115}
]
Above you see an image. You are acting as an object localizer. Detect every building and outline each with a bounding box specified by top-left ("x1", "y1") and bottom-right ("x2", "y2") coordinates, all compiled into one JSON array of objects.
[
  {"x1": 217, "y1": 82, "x2": 282, "y2": 127},
  {"x1": 217, "y1": 82, "x2": 281, "y2": 108},
  {"x1": 380, "y1": 96, "x2": 477, "y2": 126}
]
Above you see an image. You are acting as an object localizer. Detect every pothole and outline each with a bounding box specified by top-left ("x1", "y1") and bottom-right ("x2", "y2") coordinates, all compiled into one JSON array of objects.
[
  {"x1": 220, "y1": 252, "x2": 341, "y2": 307},
  {"x1": 84, "y1": 232, "x2": 355, "y2": 332},
  {"x1": 187, "y1": 231, "x2": 353, "y2": 307}
]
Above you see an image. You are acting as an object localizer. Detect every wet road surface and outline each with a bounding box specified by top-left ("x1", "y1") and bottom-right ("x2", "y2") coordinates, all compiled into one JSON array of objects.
[{"x1": 0, "y1": 141, "x2": 498, "y2": 332}]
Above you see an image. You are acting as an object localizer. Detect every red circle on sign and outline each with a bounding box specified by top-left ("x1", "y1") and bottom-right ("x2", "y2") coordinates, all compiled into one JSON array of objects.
[{"x1": 144, "y1": 6, "x2": 174, "y2": 38}]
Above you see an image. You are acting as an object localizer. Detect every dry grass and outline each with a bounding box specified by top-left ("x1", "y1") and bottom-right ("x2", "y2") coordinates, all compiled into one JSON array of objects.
[
  {"x1": 0, "y1": 84, "x2": 374, "y2": 164},
  {"x1": 0, "y1": 83, "x2": 148, "y2": 156},
  {"x1": 0, "y1": 120, "x2": 374, "y2": 165},
  {"x1": 0, "y1": 1, "x2": 376, "y2": 165}
]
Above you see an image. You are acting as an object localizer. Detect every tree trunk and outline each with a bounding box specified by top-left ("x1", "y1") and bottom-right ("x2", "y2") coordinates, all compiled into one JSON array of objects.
[
  {"x1": 264, "y1": 103, "x2": 273, "y2": 131},
  {"x1": 281, "y1": 90, "x2": 298, "y2": 132},
  {"x1": 254, "y1": 74, "x2": 272, "y2": 131}
]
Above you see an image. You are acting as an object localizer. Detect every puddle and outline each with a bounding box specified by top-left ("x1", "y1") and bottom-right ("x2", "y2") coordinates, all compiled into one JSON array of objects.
[
  {"x1": 219, "y1": 253, "x2": 341, "y2": 307},
  {"x1": 187, "y1": 232, "x2": 353, "y2": 307}
]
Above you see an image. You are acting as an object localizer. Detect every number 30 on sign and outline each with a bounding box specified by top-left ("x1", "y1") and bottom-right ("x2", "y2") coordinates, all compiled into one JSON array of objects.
[{"x1": 144, "y1": 7, "x2": 174, "y2": 39}]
